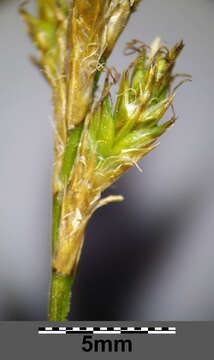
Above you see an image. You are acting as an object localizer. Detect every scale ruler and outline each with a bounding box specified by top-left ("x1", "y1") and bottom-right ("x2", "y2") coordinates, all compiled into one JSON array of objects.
[{"x1": 38, "y1": 326, "x2": 176, "y2": 335}]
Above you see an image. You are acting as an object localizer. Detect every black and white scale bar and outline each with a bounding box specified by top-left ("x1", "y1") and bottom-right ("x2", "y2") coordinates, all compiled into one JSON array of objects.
[{"x1": 38, "y1": 326, "x2": 176, "y2": 335}]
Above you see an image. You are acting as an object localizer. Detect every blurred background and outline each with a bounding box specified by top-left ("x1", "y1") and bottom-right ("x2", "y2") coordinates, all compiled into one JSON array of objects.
[{"x1": 0, "y1": 0, "x2": 213, "y2": 320}]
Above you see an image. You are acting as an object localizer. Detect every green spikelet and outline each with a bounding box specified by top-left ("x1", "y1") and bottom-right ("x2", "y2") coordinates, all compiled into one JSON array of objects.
[{"x1": 91, "y1": 38, "x2": 189, "y2": 190}]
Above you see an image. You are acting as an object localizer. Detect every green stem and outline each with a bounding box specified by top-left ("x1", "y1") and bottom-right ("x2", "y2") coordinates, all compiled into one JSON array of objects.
[
  {"x1": 48, "y1": 123, "x2": 84, "y2": 321},
  {"x1": 59, "y1": 124, "x2": 83, "y2": 185},
  {"x1": 52, "y1": 191, "x2": 63, "y2": 254},
  {"x1": 48, "y1": 271, "x2": 74, "y2": 321}
]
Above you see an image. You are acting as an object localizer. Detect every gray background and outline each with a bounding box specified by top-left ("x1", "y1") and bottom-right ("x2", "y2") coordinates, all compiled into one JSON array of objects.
[{"x1": 0, "y1": 0, "x2": 213, "y2": 320}]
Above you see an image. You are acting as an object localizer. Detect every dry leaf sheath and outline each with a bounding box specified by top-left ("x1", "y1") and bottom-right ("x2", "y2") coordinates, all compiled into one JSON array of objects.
[{"x1": 20, "y1": 0, "x2": 189, "y2": 321}]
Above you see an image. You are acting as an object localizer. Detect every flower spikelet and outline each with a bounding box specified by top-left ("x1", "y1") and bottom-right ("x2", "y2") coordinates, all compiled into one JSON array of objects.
[
  {"x1": 87, "y1": 39, "x2": 189, "y2": 192},
  {"x1": 20, "y1": 2, "x2": 190, "y2": 277},
  {"x1": 52, "y1": 38, "x2": 190, "y2": 275}
]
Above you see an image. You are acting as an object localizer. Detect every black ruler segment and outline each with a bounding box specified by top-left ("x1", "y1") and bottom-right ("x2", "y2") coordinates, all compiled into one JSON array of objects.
[{"x1": 38, "y1": 326, "x2": 176, "y2": 335}]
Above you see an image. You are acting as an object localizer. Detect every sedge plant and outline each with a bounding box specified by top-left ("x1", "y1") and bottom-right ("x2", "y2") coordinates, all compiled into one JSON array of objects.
[{"x1": 20, "y1": 0, "x2": 190, "y2": 321}]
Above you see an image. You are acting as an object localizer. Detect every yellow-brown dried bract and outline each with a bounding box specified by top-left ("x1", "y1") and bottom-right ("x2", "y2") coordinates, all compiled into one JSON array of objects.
[
  {"x1": 65, "y1": 0, "x2": 107, "y2": 128},
  {"x1": 65, "y1": 0, "x2": 141, "y2": 129}
]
